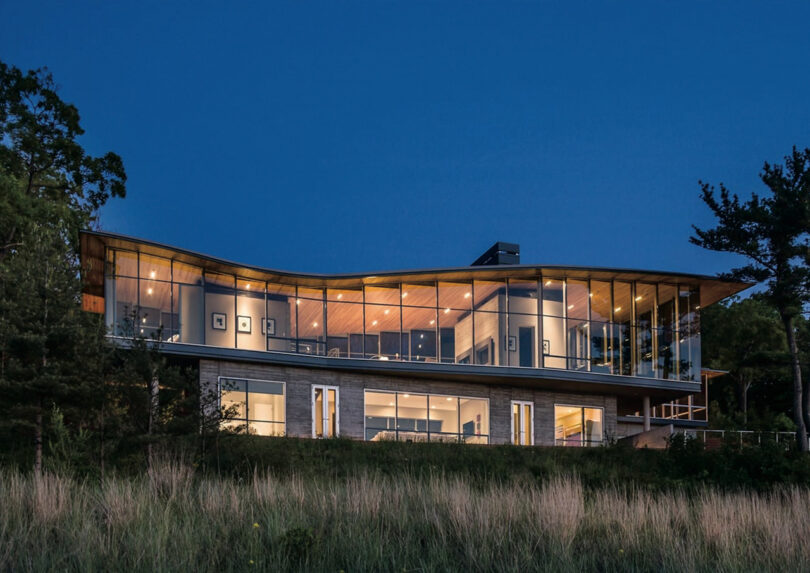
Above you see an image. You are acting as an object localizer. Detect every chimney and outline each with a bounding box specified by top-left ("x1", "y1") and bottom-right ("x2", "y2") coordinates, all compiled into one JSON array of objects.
[{"x1": 471, "y1": 242, "x2": 520, "y2": 266}]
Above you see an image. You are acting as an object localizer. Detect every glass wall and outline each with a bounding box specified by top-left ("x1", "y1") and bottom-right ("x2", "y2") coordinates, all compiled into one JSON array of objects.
[
  {"x1": 220, "y1": 378, "x2": 285, "y2": 436},
  {"x1": 104, "y1": 248, "x2": 702, "y2": 382},
  {"x1": 364, "y1": 390, "x2": 489, "y2": 443}
]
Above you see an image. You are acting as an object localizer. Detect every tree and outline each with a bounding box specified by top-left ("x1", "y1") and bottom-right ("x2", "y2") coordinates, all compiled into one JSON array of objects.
[
  {"x1": 691, "y1": 147, "x2": 810, "y2": 451},
  {"x1": 0, "y1": 61, "x2": 126, "y2": 473},
  {"x1": 701, "y1": 296, "x2": 787, "y2": 425}
]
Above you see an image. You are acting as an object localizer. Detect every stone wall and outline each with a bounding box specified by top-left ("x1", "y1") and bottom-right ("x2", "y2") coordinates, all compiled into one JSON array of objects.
[{"x1": 200, "y1": 359, "x2": 618, "y2": 446}]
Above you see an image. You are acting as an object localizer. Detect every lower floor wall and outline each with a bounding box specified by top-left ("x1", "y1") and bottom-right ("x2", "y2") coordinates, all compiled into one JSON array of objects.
[{"x1": 200, "y1": 359, "x2": 618, "y2": 446}]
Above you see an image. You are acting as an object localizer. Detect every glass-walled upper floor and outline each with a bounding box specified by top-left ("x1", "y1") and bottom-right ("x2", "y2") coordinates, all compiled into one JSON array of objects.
[{"x1": 103, "y1": 248, "x2": 701, "y2": 381}]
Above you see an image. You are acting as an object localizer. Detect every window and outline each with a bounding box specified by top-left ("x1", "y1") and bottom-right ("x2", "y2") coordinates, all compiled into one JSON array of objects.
[
  {"x1": 511, "y1": 400, "x2": 534, "y2": 445},
  {"x1": 554, "y1": 405, "x2": 603, "y2": 446},
  {"x1": 220, "y1": 377, "x2": 285, "y2": 436},
  {"x1": 364, "y1": 390, "x2": 489, "y2": 443}
]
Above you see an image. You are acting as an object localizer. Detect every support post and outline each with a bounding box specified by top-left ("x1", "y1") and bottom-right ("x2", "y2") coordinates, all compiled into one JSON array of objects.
[{"x1": 643, "y1": 396, "x2": 651, "y2": 432}]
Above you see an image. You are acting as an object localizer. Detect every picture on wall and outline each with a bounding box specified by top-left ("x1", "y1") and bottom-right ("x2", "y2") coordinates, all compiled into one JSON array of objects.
[
  {"x1": 543, "y1": 339, "x2": 550, "y2": 356},
  {"x1": 237, "y1": 315, "x2": 251, "y2": 334},
  {"x1": 212, "y1": 312, "x2": 227, "y2": 330},
  {"x1": 262, "y1": 318, "x2": 276, "y2": 336}
]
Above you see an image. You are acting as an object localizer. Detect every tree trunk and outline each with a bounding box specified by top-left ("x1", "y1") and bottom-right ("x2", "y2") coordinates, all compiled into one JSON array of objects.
[
  {"x1": 782, "y1": 314, "x2": 808, "y2": 451},
  {"x1": 147, "y1": 373, "x2": 159, "y2": 467},
  {"x1": 739, "y1": 379, "x2": 749, "y2": 427},
  {"x1": 34, "y1": 402, "x2": 43, "y2": 476}
]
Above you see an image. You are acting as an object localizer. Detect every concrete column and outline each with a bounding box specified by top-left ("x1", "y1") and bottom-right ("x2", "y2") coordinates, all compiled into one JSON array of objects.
[{"x1": 642, "y1": 396, "x2": 651, "y2": 432}]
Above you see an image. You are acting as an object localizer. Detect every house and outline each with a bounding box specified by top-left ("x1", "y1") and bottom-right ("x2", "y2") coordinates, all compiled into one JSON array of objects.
[{"x1": 80, "y1": 232, "x2": 749, "y2": 446}]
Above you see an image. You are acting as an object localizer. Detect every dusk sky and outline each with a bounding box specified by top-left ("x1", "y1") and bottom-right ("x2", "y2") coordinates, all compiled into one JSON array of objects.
[{"x1": 3, "y1": 2, "x2": 809, "y2": 277}]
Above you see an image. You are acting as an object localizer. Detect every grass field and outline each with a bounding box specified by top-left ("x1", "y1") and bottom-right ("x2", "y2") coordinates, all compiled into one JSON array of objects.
[{"x1": 2, "y1": 457, "x2": 809, "y2": 572}]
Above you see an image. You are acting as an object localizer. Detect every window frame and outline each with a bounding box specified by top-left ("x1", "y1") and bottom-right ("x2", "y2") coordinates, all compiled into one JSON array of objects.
[{"x1": 217, "y1": 376, "x2": 286, "y2": 436}]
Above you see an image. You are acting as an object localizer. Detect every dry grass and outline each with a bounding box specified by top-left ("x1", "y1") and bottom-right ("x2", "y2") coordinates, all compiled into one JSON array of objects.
[{"x1": 0, "y1": 464, "x2": 808, "y2": 572}]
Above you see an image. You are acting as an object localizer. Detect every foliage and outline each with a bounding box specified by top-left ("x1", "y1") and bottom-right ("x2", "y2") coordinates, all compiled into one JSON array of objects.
[
  {"x1": 692, "y1": 147, "x2": 810, "y2": 450},
  {"x1": 0, "y1": 60, "x2": 127, "y2": 472}
]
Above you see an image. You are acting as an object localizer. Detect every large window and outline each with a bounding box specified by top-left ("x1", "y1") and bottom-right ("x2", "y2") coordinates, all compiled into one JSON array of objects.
[
  {"x1": 364, "y1": 390, "x2": 489, "y2": 443},
  {"x1": 104, "y1": 249, "x2": 703, "y2": 383},
  {"x1": 554, "y1": 405, "x2": 603, "y2": 446},
  {"x1": 220, "y1": 377, "x2": 285, "y2": 436}
]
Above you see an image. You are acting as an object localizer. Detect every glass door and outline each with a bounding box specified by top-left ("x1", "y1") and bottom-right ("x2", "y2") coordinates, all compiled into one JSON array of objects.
[
  {"x1": 511, "y1": 400, "x2": 534, "y2": 445},
  {"x1": 312, "y1": 385, "x2": 339, "y2": 438}
]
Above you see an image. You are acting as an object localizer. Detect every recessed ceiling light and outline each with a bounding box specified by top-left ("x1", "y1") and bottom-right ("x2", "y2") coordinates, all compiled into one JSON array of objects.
[
  {"x1": 296, "y1": 299, "x2": 301, "y2": 305},
  {"x1": 614, "y1": 307, "x2": 622, "y2": 312},
  {"x1": 313, "y1": 321, "x2": 318, "y2": 327},
  {"x1": 545, "y1": 280, "x2": 552, "y2": 286},
  {"x1": 246, "y1": 284, "x2": 251, "y2": 289},
  {"x1": 568, "y1": 304, "x2": 574, "y2": 310},
  {"x1": 444, "y1": 308, "x2": 450, "y2": 314},
  {"x1": 149, "y1": 271, "x2": 156, "y2": 279},
  {"x1": 403, "y1": 394, "x2": 409, "y2": 398},
  {"x1": 147, "y1": 288, "x2": 153, "y2": 295},
  {"x1": 372, "y1": 320, "x2": 378, "y2": 326},
  {"x1": 429, "y1": 319, "x2": 435, "y2": 325},
  {"x1": 337, "y1": 293, "x2": 342, "y2": 299},
  {"x1": 635, "y1": 296, "x2": 643, "y2": 301},
  {"x1": 464, "y1": 292, "x2": 471, "y2": 298},
  {"x1": 384, "y1": 309, "x2": 389, "y2": 315},
  {"x1": 402, "y1": 292, "x2": 408, "y2": 298}
]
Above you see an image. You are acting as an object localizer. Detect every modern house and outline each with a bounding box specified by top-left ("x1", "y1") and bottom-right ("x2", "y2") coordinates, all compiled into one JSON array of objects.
[{"x1": 80, "y1": 232, "x2": 749, "y2": 446}]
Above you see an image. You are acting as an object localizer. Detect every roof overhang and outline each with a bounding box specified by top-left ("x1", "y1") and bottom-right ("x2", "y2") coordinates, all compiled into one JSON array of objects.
[{"x1": 80, "y1": 230, "x2": 752, "y2": 308}]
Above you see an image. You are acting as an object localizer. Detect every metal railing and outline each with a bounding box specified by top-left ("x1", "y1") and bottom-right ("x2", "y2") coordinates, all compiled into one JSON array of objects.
[{"x1": 680, "y1": 429, "x2": 800, "y2": 446}]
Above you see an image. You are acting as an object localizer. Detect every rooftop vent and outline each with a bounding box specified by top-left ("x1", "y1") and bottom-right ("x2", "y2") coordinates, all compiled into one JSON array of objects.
[{"x1": 471, "y1": 242, "x2": 520, "y2": 266}]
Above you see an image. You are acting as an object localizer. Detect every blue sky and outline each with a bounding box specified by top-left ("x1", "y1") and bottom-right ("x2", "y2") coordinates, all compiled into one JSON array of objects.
[{"x1": 2, "y1": 1, "x2": 809, "y2": 276}]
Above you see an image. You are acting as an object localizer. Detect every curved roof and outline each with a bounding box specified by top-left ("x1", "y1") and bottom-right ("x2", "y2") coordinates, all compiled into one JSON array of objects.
[{"x1": 80, "y1": 230, "x2": 752, "y2": 308}]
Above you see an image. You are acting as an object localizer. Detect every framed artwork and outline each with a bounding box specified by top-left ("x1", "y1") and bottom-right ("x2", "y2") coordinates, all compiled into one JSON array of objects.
[
  {"x1": 508, "y1": 335, "x2": 517, "y2": 352},
  {"x1": 237, "y1": 315, "x2": 251, "y2": 334},
  {"x1": 262, "y1": 318, "x2": 276, "y2": 336},
  {"x1": 212, "y1": 312, "x2": 227, "y2": 330},
  {"x1": 543, "y1": 339, "x2": 550, "y2": 356}
]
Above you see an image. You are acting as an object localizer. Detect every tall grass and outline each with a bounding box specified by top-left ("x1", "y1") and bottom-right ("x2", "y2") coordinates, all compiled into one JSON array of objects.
[{"x1": 1, "y1": 461, "x2": 808, "y2": 572}]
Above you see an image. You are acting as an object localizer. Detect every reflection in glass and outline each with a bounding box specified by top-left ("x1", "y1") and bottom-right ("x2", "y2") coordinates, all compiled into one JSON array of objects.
[
  {"x1": 657, "y1": 284, "x2": 677, "y2": 379},
  {"x1": 635, "y1": 283, "x2": 656, "y2": 377},
  {"x1": 613, "y1": 282, "x2": 632, "y2": 376}
]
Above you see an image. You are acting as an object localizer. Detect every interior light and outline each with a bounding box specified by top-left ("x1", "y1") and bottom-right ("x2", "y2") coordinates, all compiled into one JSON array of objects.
[
  {"x1": 142, "y1": 318, "x2": 146, "y2": 323},
  {"x1": 589, "y1": 293, "x2": 593, "y2": 297},
  {"x1": 418, "y1": 344, "x2": 422, "y2": 349},
  {"x1": 420, "y1": 334, "x2": 424, "y2": 339},
  {"x1": 614, "y1": 307, "x2": 622, "y2": 312},
  {"x1": 444, "y1": 308, "x2": 450, "y2": 314},
  {"x1": 429, "y1": 319, "x2": 435, "y2": 325},
  {"x1": 147, "y1": 288, "x2": 153, "y2": 295},
  {"x1": 312, "y1": 321, "x2": 318, "y2": 327},
  {"x1": 372, "y1": 320, "x2": 378, "y2": 326},
  {"x1": 149, "y1": 271, "x2": 156, "y2": 279},
  {"x1": 337, "y1": 293, "x2": 343, "y2": 299},
  {"x1": 431, "y1": 405, "x2": 436, "y2": 409},
  {"x1": 296, "y1": 299, "x2": 301, "y2": 305},
  {"x1": 568, "y1": 304, "x2": 574, "y2": 310},
  {"x1": 404, "y1": 394, "x2": 409, "y2": 398},
  {"x1": 384, "y1": 309, "x2": 389, "y2": 315},
  {"x1": 379, "y1": 356, "x2": 389, "y2": 361},
  {"x1": 402, "y1": 292, "x2": 408, "y2": 298},
  {"x1": 696, "y1": 305, "x2": 701, "y2": 309},
  {"x1": 140, "y1": 328, "x2": 144, "y2": 334},
  {"x1": 545, "y1": 280, "x2": 552, "y2": 286},
  {"x1": 635, "y1": 296, "x2": 643, "y2": 301},
  {"x1": 389, "y1": 402, "x2": 394, "y2": 406},
  {"x1": 464, "y1": 292, "x2": 471, "y2": 298}
]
